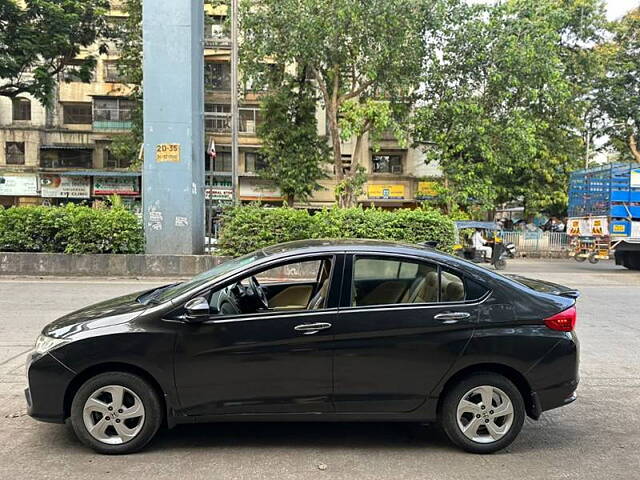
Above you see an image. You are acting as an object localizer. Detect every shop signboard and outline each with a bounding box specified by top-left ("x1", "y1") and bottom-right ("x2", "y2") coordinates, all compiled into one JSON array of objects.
[
  {"x1": 40, "y1": 175, "x2": 91, "y2": 198},
  {"x1": 416, "y1": 181, "x2": 438, "y2": 200},
  {"x1": 205, "y1": 187, "x2": 233, "y2": 201},
  {"x1": 93, "y1": 176, "x2": 140, "y2": 196},
  {"x1": 0, "y1": 174, "x2": 38, "y2": 196},
  {"x1": 631, "y1": 168, "x2": 640, "y2": 188},
  {"x1": 368, "y1": 184, "x2": 405, "y2": 200}
]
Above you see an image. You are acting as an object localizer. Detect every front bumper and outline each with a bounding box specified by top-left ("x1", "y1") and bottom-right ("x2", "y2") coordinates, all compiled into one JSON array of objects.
[{"x1": 26, "y1": 351, "x2": 76, "y2": 424}]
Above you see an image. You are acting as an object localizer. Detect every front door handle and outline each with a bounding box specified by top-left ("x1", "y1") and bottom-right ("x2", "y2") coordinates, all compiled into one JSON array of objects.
[
  {"x1": 294, "y1": 322, "x2": 332, "y2": 335},
  {"x1": 434, "y1": 312, "x2": 471, "y2": 324}
]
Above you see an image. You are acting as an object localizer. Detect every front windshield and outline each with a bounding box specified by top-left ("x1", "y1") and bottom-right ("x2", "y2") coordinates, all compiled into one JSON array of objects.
[{"x1": 151, "y1": 250, "x2": 265, "y2": 303}]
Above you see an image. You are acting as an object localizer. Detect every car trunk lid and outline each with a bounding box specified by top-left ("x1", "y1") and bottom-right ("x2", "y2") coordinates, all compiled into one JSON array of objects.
[{"x1": 505, "y1": 274, "x2": 580, "y2": 299}]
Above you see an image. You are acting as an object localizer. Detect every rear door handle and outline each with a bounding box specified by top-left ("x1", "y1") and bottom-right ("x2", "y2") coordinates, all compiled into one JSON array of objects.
[
  {"x1": 434, "y1": 312, "x2": 471, "y2": 324},
  {"x1": 294, "y1": 322, "x2": 332, "y2": 335}
]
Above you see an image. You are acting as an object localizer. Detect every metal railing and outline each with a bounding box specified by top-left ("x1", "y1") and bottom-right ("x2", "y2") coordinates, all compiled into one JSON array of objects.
[
  {"x1": 204, "y1": 107, "x2": 262, "y2": 134},
  {"x1": 93, "y1": 108, "x2": 132, "y2": 122},
  {"x1": 501, "y1": 231, "x2": 570, "y2": 254}
]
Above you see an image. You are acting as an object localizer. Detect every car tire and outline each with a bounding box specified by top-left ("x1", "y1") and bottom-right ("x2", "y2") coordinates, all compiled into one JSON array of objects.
[
  {"x1": 70, "y1": 371, "x2": 162, "y2": 455},
  {"x1": 493, "y1": 259, "x2": 507, "y2": 270},
  {"x1": 439, "y1": 373, "x2": 525, "y2": 454}
]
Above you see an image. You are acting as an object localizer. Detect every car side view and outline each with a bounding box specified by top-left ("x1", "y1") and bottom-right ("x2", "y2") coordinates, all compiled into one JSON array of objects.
[{"x1": 25, "y1": 240, "x2": 579, "y2": 454}]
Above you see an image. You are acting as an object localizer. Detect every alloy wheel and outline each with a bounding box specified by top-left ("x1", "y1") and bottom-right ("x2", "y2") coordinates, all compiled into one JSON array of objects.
[
  {"x1": 456, "y1": 385, "x2": 514, "y2": 444},
  {"x1": 82, "y1": 385, "x2": 146, "y2": 445}
]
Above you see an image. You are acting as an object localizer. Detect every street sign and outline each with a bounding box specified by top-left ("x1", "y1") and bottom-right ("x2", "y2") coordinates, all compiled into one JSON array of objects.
[{"x1": 155, "y1": 143, "x2": 181, "y2": 163}]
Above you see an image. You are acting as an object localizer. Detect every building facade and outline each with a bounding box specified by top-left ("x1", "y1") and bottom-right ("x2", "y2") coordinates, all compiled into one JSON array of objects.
[{"x1": 0, "y1": 2, "x2": 440, "y2": 211}]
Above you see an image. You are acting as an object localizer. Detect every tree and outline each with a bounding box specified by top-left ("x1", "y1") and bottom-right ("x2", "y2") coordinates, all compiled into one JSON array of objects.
[
  {"x1": 0, "y1": 0, "x2": 109, "y2": 105},
  {"x1": 257, "y1": 67, "x2": 330, "y2": 206},
  {"x1": 241, "y1": 0, "x2": 430, "y2": 207},
  {"x1": 413, "y1": 0, "x2": 607, "y2": 217},
  {"x1": 596, "y1": 8, "x2": 640, "y2": 162},
  {"x1": 110, "y1": 0, "x2": 143, "y2": 169}
]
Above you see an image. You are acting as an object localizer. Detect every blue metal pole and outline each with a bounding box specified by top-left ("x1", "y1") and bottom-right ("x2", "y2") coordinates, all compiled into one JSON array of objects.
[{"x1": 142, "y1": 0, "x2": 205, "y2": 254}]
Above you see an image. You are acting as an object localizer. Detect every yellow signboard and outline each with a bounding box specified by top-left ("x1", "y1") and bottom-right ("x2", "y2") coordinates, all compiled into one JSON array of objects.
[
  {"x1": 417, "y1": 181, "x2": 438, "y2": 198},
  {"x1": 368, "y1": 184, "x2": 405, "y2": 200},
  {"x1": 155, "y1": 143, "x2": 181, "y2": 163}
]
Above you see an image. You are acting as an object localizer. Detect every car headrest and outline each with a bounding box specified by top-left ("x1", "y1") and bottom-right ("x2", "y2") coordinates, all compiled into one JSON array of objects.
[{"x1": 444, "y1": 281, "x2": 465, "y2": 302}]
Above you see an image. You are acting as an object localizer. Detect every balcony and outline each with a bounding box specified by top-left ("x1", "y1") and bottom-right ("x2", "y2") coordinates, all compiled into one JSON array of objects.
[
  {"x1": 93, "y1": 108, "x2": 133, "y2": 131},
  {"x1": 204, "y1": 107, "x2": 262, "y2": 135}
]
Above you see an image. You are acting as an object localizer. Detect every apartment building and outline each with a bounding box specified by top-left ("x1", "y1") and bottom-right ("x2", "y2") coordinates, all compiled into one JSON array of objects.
[{"x1": 0, "y1": 2, "x2": 440, "y2": 210}]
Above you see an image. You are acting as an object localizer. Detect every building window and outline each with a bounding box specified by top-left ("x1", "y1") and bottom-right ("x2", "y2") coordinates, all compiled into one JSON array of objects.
[
  {"x1": 204, "y1": 103, "x2": 231, "y2": 132},
  {"x1": 240, "y1": 107, "x2": 262, "y2": 134},
  {"x1": 12, "y1": 98, "x2": 31, "y2": 121},
  {"x1": 104, "y1": 60, "x2": 126, "y2": 83},
  {"x1": 372, "y1": 154, "x2": 403, "y2": 174},
  {"x1": 333, "y1": 155, "x2": 353, "y2": 175},
  {"x1": 205, "y1": 62, "x2": 231, "y2": 91},
  {"x1": 205, "y1": 15, "x2": 228, "y2": 43},
  {"x1": 94, "y1": 98, "x2": 134, "y2": 122},
  {"x1": 62, "y1": 59, "x2": 93, "y2": 83},
  {"x1": 6, "y1": 142, "x2": 25, "y2": 165},
  {"x1": 105, "y1": 149, "x2": 132, "y2": 169},
  {"x1": 245, "y1": 152, "x2": 267, "y2": 173},
  {"x1": 205, "y1": 150, "x2": 232, "y2": 172},
  {"x1": 63, "y1": 103, "x2": 93, "y2": 124},
  {"x1": 41, "y1": 149, "x2": 93, "y2": 169}
]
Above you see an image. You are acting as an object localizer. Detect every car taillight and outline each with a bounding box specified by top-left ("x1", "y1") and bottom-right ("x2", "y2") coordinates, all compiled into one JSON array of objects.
[{"x1": 544, "y1": 306, "x2": 577, "y2": 332}]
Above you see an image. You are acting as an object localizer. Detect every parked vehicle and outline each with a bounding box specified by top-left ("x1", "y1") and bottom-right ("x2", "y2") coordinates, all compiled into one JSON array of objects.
[
  {"x1": 568, "y1": 163, "x2": 640, "y2": 269},
  {"x1": 26, "y1": 240, "x2": 579, "y2": 455},
  {"x1": 453, "y1": 221, "x2": 517, "y2": 270}
]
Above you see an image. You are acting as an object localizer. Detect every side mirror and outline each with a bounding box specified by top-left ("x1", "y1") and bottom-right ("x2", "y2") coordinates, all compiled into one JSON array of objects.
[{"x1": 184, "y1": 296, "x2": 211, "y2": 323}]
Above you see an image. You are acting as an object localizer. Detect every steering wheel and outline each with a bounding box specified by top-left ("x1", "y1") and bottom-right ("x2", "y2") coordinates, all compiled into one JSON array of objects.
[{"x1": 248, "y1": 276, "x2": 269, "y2": 310}]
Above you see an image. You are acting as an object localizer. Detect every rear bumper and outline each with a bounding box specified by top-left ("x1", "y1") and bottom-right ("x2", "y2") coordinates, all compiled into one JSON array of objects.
[
  {"x1": 532, "y1": 379, "x2": 578, "y2": 417},
  {"x1": 527, "y1": 332, "x2": 579, "y2": 417},
  {"x1": 26, "y1": 352, "x2": 75, "y2": 424}
]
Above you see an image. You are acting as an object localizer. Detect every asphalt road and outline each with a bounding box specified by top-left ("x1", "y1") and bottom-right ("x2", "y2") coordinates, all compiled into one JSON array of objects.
[{"x1": 1, "y1": 259, "x2": 639, "y2": 480}]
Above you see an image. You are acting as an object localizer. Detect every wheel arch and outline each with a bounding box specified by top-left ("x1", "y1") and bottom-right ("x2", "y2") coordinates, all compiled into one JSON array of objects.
[
  {"x1": 436, "y1": 363, "x2": 538, "y2": 419},
  {"x1": 63, "y1": 362, "x2": 168, "y2": 425}
]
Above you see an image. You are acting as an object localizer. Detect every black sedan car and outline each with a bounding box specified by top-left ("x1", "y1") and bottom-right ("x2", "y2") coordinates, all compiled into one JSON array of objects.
[{"x1": 26, "y1": 240, "x2": 579, "y2": 454}]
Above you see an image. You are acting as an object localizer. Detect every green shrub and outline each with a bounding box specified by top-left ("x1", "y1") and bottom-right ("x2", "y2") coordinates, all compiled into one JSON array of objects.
[
  {"x1": 218, "y1": 204, "x2": 456, "y2": 256},
  {"x1": 0, "y1": 204, "x2": 144, "y2": 254}
]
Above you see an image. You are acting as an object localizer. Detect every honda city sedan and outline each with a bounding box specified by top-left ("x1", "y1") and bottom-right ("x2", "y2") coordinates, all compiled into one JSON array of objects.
[{"x1": 25, "y1": 239, "x2": 579, "y2": 454}]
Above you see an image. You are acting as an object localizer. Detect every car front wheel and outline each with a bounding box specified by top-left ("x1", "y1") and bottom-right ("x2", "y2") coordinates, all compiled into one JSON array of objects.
[
  {"x1": 439, "y1": 373, "x2": 525, "y2": 454},
  {"x1": 70, "y1": 371, "x2": 162, "y2": 454}
]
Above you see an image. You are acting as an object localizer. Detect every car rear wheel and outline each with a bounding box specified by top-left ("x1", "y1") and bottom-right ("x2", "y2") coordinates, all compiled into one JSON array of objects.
[
  {"x1": 439, "y1": 373, "x2": 525, "y2": 454},
  {"x1": 70, "y1": 372, "x2": 162, "y2": 454}
]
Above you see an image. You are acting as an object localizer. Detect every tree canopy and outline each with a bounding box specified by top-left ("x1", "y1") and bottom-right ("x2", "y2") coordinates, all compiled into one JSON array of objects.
[
  {"x1": 0, "y1": 0, "x2": 109, "y2": 105},
  {"x1": 257, "y1": 67, "x2": 330, "y2": 206},
  {"x1": 413, "y1": 0, "x2": 608, "y2": 217},
  {"x1": 241, "y1": 0, "x2": 431, "y2": 206},
  {"x1": 595, "y1": 7, "x2": 640, "y2": 162}
]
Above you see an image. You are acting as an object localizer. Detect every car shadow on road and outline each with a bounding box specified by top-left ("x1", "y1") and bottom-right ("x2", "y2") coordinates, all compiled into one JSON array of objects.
[{"x1": 147, "y1": 422, "x2": 450, "y2": 453}]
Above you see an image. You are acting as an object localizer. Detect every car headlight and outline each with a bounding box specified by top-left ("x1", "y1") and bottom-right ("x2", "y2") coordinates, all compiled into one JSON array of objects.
[{"x1": 34, "y1": 334, "x2": 70, "y2": 355}]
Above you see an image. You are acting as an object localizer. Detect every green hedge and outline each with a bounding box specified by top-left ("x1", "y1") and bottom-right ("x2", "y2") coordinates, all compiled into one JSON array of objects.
[
  {"x1": 218, "y1": 205, "x2": 456, "y2": 256},
  {"x1": 0, "y1": 204, "x2": 144, "y2": 254}
]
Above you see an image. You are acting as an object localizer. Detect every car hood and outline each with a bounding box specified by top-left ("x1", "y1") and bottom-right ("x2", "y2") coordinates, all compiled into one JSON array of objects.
[
  {"x1": 42, "y1": 290, "x2": 150, "y2": 339},
  {"x1": 505, "y1": 274, "x2": 580, "y2": 299}
]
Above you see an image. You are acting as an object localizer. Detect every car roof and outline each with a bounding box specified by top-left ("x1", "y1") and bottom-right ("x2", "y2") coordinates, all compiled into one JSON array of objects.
[
  {"x1": 259, "y1": 239, "x2": 512, "y2": 284},
  {"x1": 261, "y1": 238, "x2": 432, "y2": 256}
]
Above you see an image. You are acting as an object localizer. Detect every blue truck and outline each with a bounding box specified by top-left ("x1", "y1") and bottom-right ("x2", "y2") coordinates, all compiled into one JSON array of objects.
[{"x1": 568, "y1": 163, "x2": 640, "y2": 270}]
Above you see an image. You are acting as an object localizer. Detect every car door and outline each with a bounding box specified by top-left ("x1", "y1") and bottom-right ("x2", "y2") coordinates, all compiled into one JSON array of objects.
[
  {"x1": 172, "y1": 254, "x2": 343, "y2": 416},
  {"x1": 332, "y1": 253, "x2": 482, "y2": 413}
]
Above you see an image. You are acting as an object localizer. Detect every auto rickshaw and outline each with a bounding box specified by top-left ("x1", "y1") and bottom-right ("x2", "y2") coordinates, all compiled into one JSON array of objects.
[{"x1": 452, "y1": 221, "x2": 516, "y2": 270}]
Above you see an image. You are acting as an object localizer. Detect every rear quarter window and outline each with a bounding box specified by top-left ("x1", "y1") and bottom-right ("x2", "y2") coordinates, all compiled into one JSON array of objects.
[{"x1": 465, "y1": 277, "x2": 490, "y2": 301}]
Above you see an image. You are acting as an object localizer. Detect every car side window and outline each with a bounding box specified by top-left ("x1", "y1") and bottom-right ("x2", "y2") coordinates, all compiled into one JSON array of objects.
[
  {"x1": 440, "y1": 270, "x2": 466, "y2": 302},
  {"x1": 352, "y1": 257, "x2": 439, "y2": 306},
  {"x1": 208, "y1": 257, "x2": 334, "y2": 316}
]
